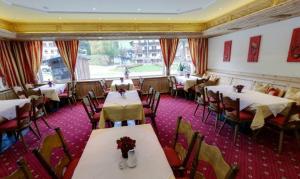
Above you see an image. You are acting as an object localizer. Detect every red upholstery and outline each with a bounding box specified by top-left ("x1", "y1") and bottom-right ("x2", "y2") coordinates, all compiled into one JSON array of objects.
[
  {"x1": 175, "y1": 84, "x2": 184, "y2": 89},
  {"x1": 97, "y1": 103, "x2": 103, "y2": 109},
  {"x1": 142, "y1": 101, "x2": 150, "y2": 108},
  {"x1": 267, "y1": 88, "x2": 280, "y2": 96},
  {"x1": 163, "y1": 147, "x2": 182, "y2": 167},
  {"x1": 0, "y1": 120, "x2": 17, "y2": 130},
  {"x1": 59, "y1": 93, "x2": 69, "y2": 98},
  {"x1": 267, "y1": 114, "x2": 286, "y2": 126},
  {"x1": 92, "y1": 112, "x2": 100, "y2": 122},
  {"x1": 239, "y1": 111, "x2": 254, "y2": 121},
  {"x1": 144, "y1": 108, "x2": 153, "y2": 116},
  {"x1": 63, "y1": 158, "x2": 80, "y2": 179}
]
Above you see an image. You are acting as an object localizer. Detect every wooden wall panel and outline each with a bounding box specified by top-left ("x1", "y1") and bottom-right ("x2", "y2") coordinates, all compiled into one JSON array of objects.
[
  {"x1": 0, "y1": 89, "x2": 17, "y2": 100},
  {"x1": 75, "y1": 76, "x2": 169, "y2": 99}
]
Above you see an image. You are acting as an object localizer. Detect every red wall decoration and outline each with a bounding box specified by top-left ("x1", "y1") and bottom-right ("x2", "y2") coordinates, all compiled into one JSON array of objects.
[
  {"x1": 287, "y1": 27, "x2": 300, "y2": 62},
  {"x1": 223, "y1": 40, "x2": 232, "y2": 62},
  {"x1": 247, "y1": 35, "x2": 261, "y2": 62}
]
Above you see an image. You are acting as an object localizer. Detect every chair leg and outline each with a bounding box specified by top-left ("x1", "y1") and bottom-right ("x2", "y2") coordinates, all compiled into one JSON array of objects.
[
  {"x1": 29, "y1": 126, "x2": 40, "y2": 139},
  {"x1": 218, "y1": 118, "x2": 227, "y2": 135},
  {"x1": 33, "y1": 121, "x2": 41, "y2": 137},
  {"x1": 175, "y1": 91, "x2": 178, "y2": 98},
  {"x1": 204, "y1": 110, "x2": 211, "y2": 123},
  {"x1": 194, "y1": 104, "x2": 200, "y2": 115},
  {"x1": 233, "y1": 124, "x2": 239, "y2": 144},
  {"x1": 278, "y1": 130, "x2": 284, "y2": 154},
  {"x1": 42, "y1": 117, "x2": 51, "y2": 129},
  {"x1": 214, "y1": 113, "x2": 219, "y2": 131},
  {"x1": 43, "y1": 106, "x2": 48, "y2": 116},
  {"x1": 19, "y1": 132, "x2": 27, "y2": 150}
]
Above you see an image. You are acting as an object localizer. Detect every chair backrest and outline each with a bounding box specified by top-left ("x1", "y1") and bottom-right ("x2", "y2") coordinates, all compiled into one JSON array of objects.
[
  {"x1": 115, "y1": 83, "x2": 130, "y2": 91},
  {"x1": 167, "y1": 76, "x2": 173, "y2": 88},
  {"x1": 16, "y1": 103, "x2": 32, "y2": 128},
  {"x1": 170, "y1": 76, "x2": 177, "y2": 88},
  {"x1": 5, "y1": 158, "x2": 33, "y2": 179},
  {"x1": 173, "y1": 116, "x2": 198, "y2": 167},
  {"x1": 33, "y1": 128, "x2": 72, "y2": 179},
  {"x1": 196, "y1": 141, "x2": 239, "y2": 179},
  {"x1": 88, "y1": 89, "x2": 99, "y2": 109},
  {"x1": 31, "y1": 96, "x2": 46, "y2": 118},
  {"x1": 151, "y1": 91, "x2": 160, "y2": 116},
  {"x1": 13, "y1": 86, "x2": 27, "y2": 99},
  {"x1": 139, "y1": 77, "x2": 145, "y2": 89},
  {"x1": 82, "y1": 96, "x2": 95, "y2": 120},
  {"x1": 206, "y1": 89, "x2": 222, "y2": 111},
  {"x1": 27, "y1": 89, "x2": 42, "y2": 97},
  {"x1": 195, "y1": 85, "x2": 207, "y2": 105},
  {"x1": 282, "y1": 102, "x2": 300, "y2": 126},
  {"x1": 99, "y1": 79, "x2": 108, "y2": 90},
  {"x1": 145, "y1": 86, "x2": 154, "y2": 104},
  {"x1": 221, "y1": 95, "x2": 240, "y2": 120}
]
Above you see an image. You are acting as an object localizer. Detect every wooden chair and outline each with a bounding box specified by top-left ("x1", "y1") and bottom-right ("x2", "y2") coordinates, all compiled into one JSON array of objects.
[
  {"x1": 115, "y1": 83, "x2": 130, "y2": 91},
  {"x1": 0, "y1": 103, "x2": 39, "y2": 150},
  {"x1": 142, "y1": 86, "x2": 154, "y2": 108},
  {"x1": 186, "y1": 136, "x2": 239, "y2": 179},
  {"x1": 205, "y1": 89, "x2": 223, "y2": 130},
  {"x1": 220, "y1": 95, "x2": 254, "y2": 144},
  {"x1": 135, "y1": 77, "x2": 145, "y2": 95},
  {"x1": 31, "y1": 96, "x2": 52, "y2": 137},
  {"x1": 144, "y1": 91, "x2": 160, "y2": 126},
  {"x1": 194, "y1": 85, "x2": 208, "y2": 122},
  {"x1": 87, "y1": 89, "x2": 103, "y2": 112},
  {"x1": 264, "y1": 102, "x2": 300, "y2": 153},
  {"x1": 4, "y1": 158, "x2": 33, "y2": 179},
  {"x1": 167, "y1": 76, "x2": 173, "y2": 95},
  {"x1": 170, "y1": 76, "x2": 185, "y2": 98},
  {"x1": 163, "y1": 116, "x2": 199, "y2": 177},
  {"x1": 82, "y1": 96, "x2": 101, "y2": 130},
  {"x1": 58, "y1": 83, "x2": 75, "y2": 105},
  {"x1": 33, "y1": 128, "x2": 80, "y2": 179},
  {"x1": 99, "y1": 79, "x2": 110, "y2": 97},
  {"x1": 13, "y1": 86, "x2": 28, "y2": 99}
]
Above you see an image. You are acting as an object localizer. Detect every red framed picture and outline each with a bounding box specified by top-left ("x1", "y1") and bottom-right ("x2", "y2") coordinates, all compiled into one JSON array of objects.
[
  {"x1": 223, "y1": 40, "x2": 232, "y2": 62},
  {"x1": 287, "y1": 27, "x2": 300, "y2": 62},
  {"x1": 247, "y1": 35, "x2": 261, "y2": 62}
]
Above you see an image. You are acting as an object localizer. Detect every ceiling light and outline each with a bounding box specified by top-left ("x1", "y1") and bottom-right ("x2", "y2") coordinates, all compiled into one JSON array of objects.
[
  {"x1": 138, "y1": 36, "x2": 143, "y2": 39},
  {"x1": 134, "y1": 18, "x2": 137, "y2": 20},
  {"x1": 98, "y1": 37, "x2": 103, "y2": 39},
  {"x1": 218, "y1": 8, "x2": 223, "y2": 10},
  {"x1": 58, "y1": 17, "x2": 62, "y2": 20},
  {"x1": 92, "y1": 7, "x2": 96, "y2": 11},
  {"x1": 98, "y1": 17, "x2": 102, "y2": 20},
  {"x1": 137, "y1": 8, "x2": 142, "y2": 11}
]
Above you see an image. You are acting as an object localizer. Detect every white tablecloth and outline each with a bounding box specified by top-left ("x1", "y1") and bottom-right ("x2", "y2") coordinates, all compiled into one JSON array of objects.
[
  {"x1": 110, "y1": 79, "x2": 135, "y2": 91},
  {"x1": 34, "y1": 84, "x2": 66, "y2": 101},
  {"x1": 175, "y1": 76, "x2": 200, "y2": 91},
  {"x1": 207, "y1": 85, "x2": 293, "y2": 130},
  {"x1": 72, "y1": 124, "x2": 175, "y2": 179},
  {"x1": 0, "y1": 99, "x2": 31, "y2": 120},
  {"x1": 99, "y1": 90, "x2": 145, "y2": 128}
]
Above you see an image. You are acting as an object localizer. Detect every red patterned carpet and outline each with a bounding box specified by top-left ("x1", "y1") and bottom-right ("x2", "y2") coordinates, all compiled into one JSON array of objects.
[{"x1": 0, "y1": 95, "x2": 300, "y2": 179}]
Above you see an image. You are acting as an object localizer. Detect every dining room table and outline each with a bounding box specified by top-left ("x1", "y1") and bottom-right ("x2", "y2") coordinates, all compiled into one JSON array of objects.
[
  {"x1": 33, "y1": 83, "x2": 66, "y2": 101},
  {"x1": 99, "y1": 90, "x2": 145, "y2": 128},
  {"x1": 0, "y1": 98, "x2": 31, "y2": 121},
  {"x1": 175, "y1": 75, "x2": 201, "y2": 92},
  {"x1": 72, "y1": 124, "x2": 175, "y2": 179},
  {"x1": 110, "y1": 79, "x2": 135, "y2": 91},
  {"x1": 206, "y1": 85, "x2": 294, "y2": 130}
]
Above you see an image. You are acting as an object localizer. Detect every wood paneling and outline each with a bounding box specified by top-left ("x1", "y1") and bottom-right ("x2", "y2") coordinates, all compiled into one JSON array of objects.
[
  {"x1": 75, "y1": 76, "x2": 169, "y2": 99},
  {"x1": 0, "y1": 89, "x2": 18, "y2": 100}
]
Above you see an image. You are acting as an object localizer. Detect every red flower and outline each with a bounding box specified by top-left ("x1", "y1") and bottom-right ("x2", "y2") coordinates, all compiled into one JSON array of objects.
[{"x1": 116, "y1": 136, "x2": 136, "y2": 151}]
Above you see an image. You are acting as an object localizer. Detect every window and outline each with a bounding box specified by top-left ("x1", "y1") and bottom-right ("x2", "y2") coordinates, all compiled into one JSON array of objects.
[
  {"x1": 170, "y1": 39, "x2": 193, "y2": 75},
  {"x1": 76, "y1": 40, "x2": 164, "y2": 79},
  {"x1": 38, "y1": 41, "x2": 70, "y2": 82}
]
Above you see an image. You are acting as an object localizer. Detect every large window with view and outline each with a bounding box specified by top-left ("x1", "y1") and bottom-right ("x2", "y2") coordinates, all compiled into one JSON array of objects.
[
  {"x1": 39, "y1": 41, "x2": 70, "y2": 82},
  {"x1": 170, "y1": 39, "x2": 193, "y2": 75},
  {"x1": 77, "y1": 40, "x2": 165, "y2": 79}
]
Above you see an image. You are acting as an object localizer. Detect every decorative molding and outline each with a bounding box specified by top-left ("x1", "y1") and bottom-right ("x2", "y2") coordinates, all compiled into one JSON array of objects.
[{"x1": 0, "y1": 0, "x2": 298, "y2": 38}]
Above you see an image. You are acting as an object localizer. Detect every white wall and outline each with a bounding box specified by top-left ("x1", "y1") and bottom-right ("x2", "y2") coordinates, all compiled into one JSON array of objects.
[{"x1": 208, "y1": 17, "x2": 300, "y2": 78}]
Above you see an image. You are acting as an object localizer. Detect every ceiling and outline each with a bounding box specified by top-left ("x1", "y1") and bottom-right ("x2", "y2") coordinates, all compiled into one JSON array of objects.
[{"x1": 0, "y1": 0, "x2": 256, "y2": 23}]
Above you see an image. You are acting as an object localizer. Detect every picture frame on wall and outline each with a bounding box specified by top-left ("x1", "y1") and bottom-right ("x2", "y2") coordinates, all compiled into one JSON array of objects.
[
  {"x1": 287, "y1": 27, "x2": 300, "y2": 62},
  {"x1": 223, "y1": 40, "x2": 232, "y2": 62},
  {"x1": 247, "y1": 35, "x2": 261, "y2": 62}
]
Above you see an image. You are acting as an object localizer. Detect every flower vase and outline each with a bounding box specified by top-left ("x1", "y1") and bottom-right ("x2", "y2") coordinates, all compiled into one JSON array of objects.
[{"x1": 121, "y1": 149, "x2": 128, "y2": 158}]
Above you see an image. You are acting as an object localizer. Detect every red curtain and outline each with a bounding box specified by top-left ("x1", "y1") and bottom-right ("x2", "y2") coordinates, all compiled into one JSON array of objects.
[
  {"x1": 0, "y1": 40, "x2": 43, "y2": 87},
  {"x1": 188, "y1": 38, "x2": 208, "y2": 75},
  {"x1": 55, "y1": 40, "x2": 79, "y2": 80},
  {"x1": 159, "y1": 38, "x2": 179, "y2": 75},
  {"x1": 0, "y1": 41, "x2": 22, "y2": 86}
]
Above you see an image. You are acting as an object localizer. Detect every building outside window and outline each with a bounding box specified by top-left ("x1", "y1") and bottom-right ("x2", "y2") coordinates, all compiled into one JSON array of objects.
[{"x1": 170, "y1": 39, "x2": 193, "y2": 75}]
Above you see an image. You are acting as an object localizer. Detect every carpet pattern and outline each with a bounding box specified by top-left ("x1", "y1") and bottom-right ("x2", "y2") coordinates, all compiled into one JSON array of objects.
[{"x1": 0, "y1": 95, "x2": 300, "y2": 179}]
